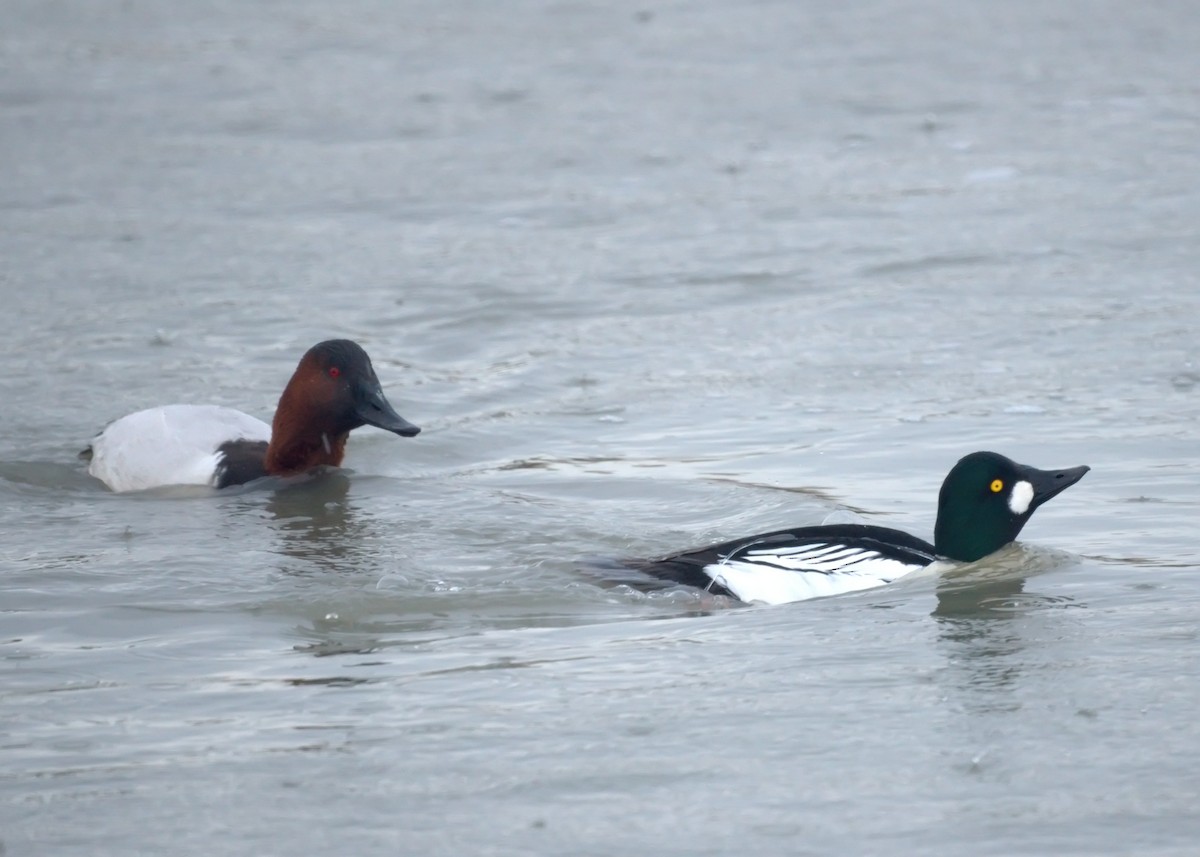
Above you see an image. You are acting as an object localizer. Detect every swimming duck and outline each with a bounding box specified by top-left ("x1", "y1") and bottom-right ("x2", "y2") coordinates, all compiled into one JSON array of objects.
[
  {"x1": 623, "y1": 451, "x2": 1089, "y2": 604},
  {"x1": 82, "y1": 339, "x2": 420, "y2": 492}
]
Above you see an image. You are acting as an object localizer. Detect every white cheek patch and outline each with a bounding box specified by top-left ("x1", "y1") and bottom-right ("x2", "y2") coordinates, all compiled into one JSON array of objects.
[{"x1": 1008, "y1": 480, "x2": 1034, "y2": 515}]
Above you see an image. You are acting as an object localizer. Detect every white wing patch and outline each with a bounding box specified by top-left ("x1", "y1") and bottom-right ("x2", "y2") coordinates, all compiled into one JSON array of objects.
[
  {"x1": 87, "y1": 404, "x2": 271, "y2": 493},
  {"x1": 702, "y1": 542, "x2": 925, "y2": 605}
]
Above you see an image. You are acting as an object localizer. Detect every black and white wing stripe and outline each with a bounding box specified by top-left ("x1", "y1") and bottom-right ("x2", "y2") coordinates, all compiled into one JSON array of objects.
[
  {"x1": 705, "y1": 540, "x2": 929, "y2": 604},
  {"x1": 631, "y1": 524, "x2": 939, "y2": 605}
]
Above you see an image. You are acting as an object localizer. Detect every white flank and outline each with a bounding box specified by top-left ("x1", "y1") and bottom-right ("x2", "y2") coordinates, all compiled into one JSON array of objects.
[
  {"x1": 702, "y1": 542, "x2": 924, "y2": 605},
  {"x1": 88, "y1": 404, "x2": 271, "y2": 493},
  {"x1": 1008, "y1": 480, "x2": 1034, "y2": 515}
]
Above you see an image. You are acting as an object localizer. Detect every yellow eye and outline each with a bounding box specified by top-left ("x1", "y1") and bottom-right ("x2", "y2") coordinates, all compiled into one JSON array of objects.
[{"x1": 990, "y1": 479, "x2": 1004, "y2": 493}]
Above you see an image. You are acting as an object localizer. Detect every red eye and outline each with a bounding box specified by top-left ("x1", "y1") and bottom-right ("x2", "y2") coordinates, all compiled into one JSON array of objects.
[{"x1": 328, "y1": 367, "x2": 341, "y2": 378}]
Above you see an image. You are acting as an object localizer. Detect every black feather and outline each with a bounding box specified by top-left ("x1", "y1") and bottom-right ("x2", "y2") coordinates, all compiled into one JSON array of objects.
[{"x1": 214, "y1": 439, "x2": 270, "y2": 489}]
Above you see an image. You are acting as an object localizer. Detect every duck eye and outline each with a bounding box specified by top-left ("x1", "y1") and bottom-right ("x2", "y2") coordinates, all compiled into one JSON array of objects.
[
  {"x1": 990, "y1": 479, "x2": 1004, "y2": 493},
  {"x1": 328, "y1": 366, "x2": 341, "y2": 379}
]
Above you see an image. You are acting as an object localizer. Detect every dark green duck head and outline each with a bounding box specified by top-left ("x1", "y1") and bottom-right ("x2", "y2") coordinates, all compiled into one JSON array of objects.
[{"x1": 932, "y1": 451, "x2": 1089, "y2": 562}]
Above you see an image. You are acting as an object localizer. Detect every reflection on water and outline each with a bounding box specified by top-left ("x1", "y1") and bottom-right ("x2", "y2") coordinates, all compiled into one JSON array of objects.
[
  {"x1": 935, "y1": 577, "x2": 1029, "y2": 709},
  {"x1": 934, "y1": 569, "x2": 1029, "y2": 620},
  {"x1": 932, "y1": 545, "x2": 1085, "y2": 709},
  {"x1": 263, "y1": 474, "x2": 396, "y2": 656},
  {"x1": 265, "y1": 472, "x2": 367, "y2": 573}
]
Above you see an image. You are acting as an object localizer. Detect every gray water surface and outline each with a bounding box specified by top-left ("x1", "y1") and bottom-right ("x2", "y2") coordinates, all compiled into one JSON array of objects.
[{"x1": 3, "y1": 1, "x2": 1199, "y2": 855}]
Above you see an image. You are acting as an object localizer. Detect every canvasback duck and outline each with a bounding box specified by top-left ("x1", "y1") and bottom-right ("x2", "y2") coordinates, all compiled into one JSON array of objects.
[{"x1": 81, "y1": 339, "x2": 420, "y2": 492}]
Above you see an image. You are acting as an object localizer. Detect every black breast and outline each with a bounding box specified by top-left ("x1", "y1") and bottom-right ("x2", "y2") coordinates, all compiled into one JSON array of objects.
[{"x1": 214, "y1": 439, "x2": 270, "y2": 488}]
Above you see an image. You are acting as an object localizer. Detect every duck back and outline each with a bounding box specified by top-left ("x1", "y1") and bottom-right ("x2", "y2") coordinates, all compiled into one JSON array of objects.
[{"x1": 85, "y1": 404, "x2": 271, "y2": 492}]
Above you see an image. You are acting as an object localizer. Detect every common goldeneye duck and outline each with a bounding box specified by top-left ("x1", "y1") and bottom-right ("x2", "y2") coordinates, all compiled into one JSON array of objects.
[
  {"x1": 623, "y1": 451, "x2": 1090, "y2": 605},
  {"x1": 81, "y1": 339, "x2": 420, "y2": 493}
]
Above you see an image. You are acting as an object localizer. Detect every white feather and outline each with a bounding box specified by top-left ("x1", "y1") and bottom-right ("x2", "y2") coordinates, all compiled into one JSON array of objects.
[
  {"x1": 702, "y1": 542, "x2": 926, "y2": 605},
  {"x1": 87, "y1": 404, "x2": 271, "y2": 493},
  {"x1": 1008, "y1": 480, "x2": 1034, "y2": 515}
]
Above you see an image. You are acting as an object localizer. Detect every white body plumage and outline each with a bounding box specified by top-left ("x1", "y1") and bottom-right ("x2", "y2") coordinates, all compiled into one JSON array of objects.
[
  {"x1": 701, "y1": 541, "x2": 936, "y2": 605},
  {"x1": 86, "y1": 405, "x2": 270, "y2": 493}
]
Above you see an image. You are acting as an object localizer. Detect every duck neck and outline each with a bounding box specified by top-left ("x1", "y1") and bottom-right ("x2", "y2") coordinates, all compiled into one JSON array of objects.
[
  {"x1": 263, "y1": 383, "x2": 350, "y2": 477},
  {"x1": 264, "y1": 426, "x2": 348, "y2": 476},
  {"x1": 933, "y1": 501, "x2": 1020, "y2": 562}
]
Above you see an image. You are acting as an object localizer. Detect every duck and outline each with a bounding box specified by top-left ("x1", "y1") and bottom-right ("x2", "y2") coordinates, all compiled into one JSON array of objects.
[
  {"x1": 620, "y1": 451, "x2": 1089, "y2": 605},
  {"x1": 81, "y1": 339, "x2": 420, "y2": 492}
]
